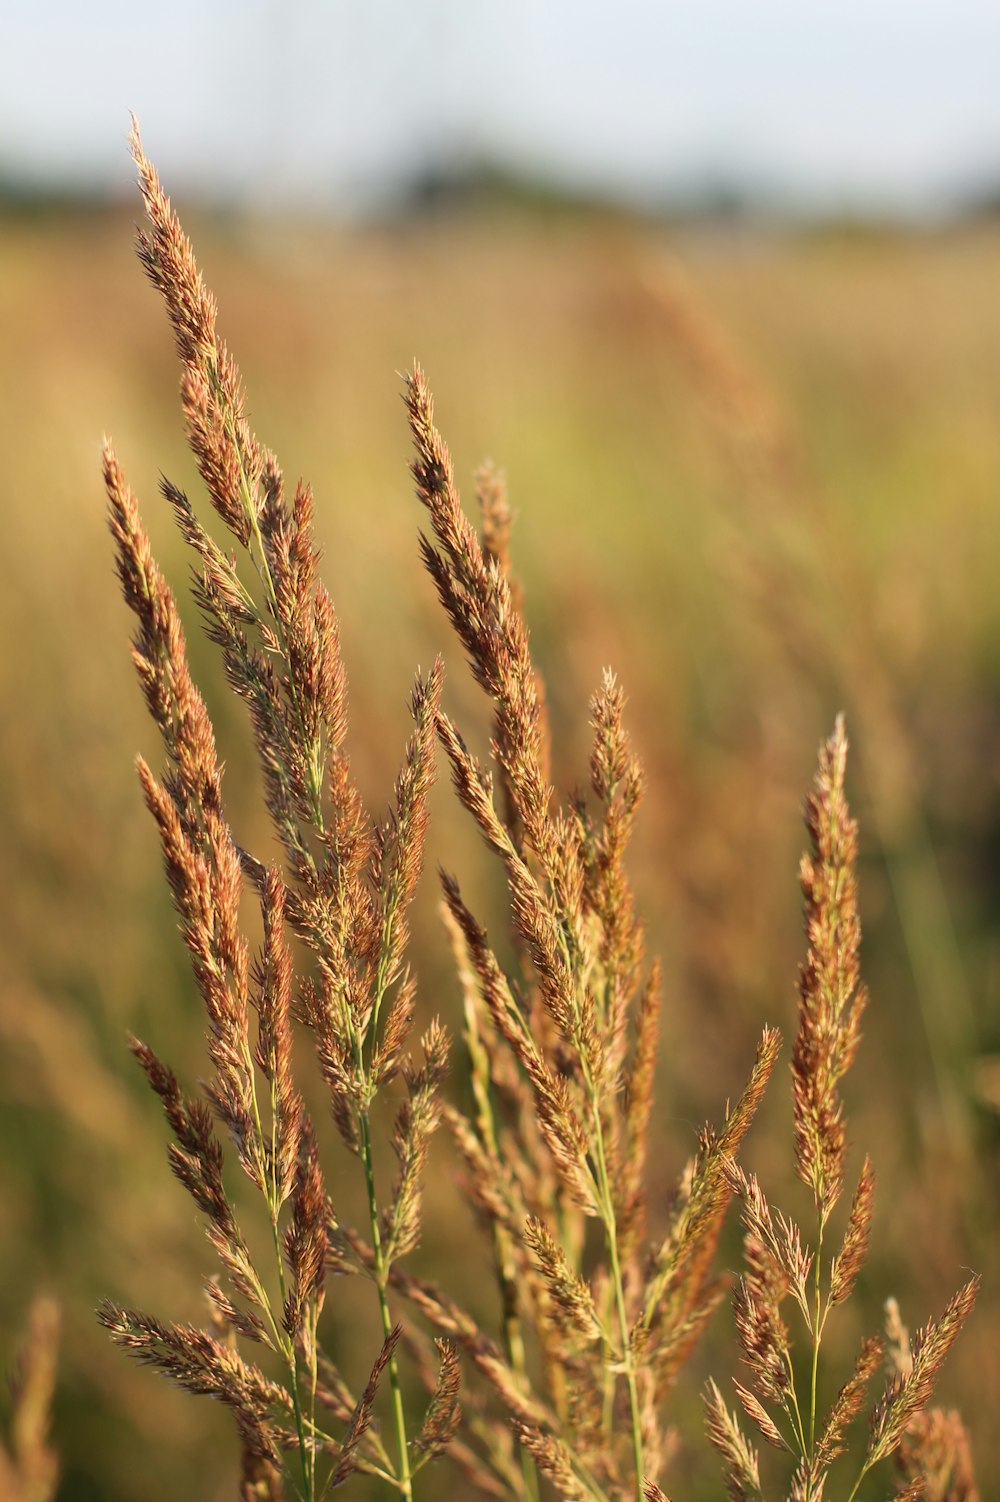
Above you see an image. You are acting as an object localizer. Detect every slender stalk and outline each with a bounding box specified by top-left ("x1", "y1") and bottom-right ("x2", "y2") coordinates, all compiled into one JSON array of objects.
[
  {"x1": 844, "y1": 1462, "x2": 871, "y2": 1502},
  {"x1": 272, "y1": 1219, "x2": 315, "y2": 1502},
  {"x1": 558, "y1": 913, "x2": 645, "y2": 1500},
  {"x1": 464, "y1": 997, "x2": 540, "y2": 1502},
  {"x1": 358, "y1": 1107, "x2": 413, "y2": 1501},
  {"x1": 808, "y1": 1209, "x2": 823, "y2": 1453},
  {"x1": 784, "y1": 1363, "x2": 808, "y2": 1457},
  {"x1": 591, "y1": 1110, "x2": 644, "y2": 1502},
  {"x1": 241, "y1": 1036, "x2": 314, "y2": 1501}
]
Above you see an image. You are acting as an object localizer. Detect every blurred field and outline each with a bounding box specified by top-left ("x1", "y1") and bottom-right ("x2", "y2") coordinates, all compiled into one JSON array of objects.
[{"x1": 1, "y1": 199, "x2": 998, "y2": 1499}]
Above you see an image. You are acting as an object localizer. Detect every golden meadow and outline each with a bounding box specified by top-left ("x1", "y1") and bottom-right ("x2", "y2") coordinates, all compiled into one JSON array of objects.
[{"x1": 0, "y1": 154, "x2": 997, "y2": 1500}]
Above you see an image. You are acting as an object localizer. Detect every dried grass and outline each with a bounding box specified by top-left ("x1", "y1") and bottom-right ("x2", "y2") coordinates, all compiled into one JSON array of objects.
[{"x1": 95, "y1": 124, "x2": 979, "y2": 1502}]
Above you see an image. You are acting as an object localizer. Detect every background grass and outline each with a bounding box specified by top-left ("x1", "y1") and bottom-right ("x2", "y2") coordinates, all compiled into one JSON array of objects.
[{"x1": 1, "y1": 199, "x2": 997, "y2": 1499}]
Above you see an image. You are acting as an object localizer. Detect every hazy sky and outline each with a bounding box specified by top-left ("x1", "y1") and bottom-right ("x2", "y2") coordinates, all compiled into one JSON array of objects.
[{"x1": 4, "y1": 0, "x2": 1000, "y2": 213}]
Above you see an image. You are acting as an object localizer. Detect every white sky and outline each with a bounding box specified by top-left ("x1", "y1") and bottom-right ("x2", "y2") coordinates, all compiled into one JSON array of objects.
[{"x1": 4, "y1": 0, "x2": 1000, "y2": 213}]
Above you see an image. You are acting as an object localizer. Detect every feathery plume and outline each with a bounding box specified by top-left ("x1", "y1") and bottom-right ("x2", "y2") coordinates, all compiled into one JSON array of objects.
[
  {"x1": 792, "y1": 715, "x2": 865, "y2": 1223},
  {"x1": 868, "y1": 1280, "x2": 980, "y2": 1470}
]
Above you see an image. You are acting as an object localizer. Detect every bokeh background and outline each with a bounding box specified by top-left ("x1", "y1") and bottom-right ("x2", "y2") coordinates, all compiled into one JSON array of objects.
[{"x1": 2, "y1": 3, "x2": 999, "y2": 1497}]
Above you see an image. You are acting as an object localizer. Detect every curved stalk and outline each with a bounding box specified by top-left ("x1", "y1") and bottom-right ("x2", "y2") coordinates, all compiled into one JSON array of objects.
[{"x1": 358, "y1": 1107, "x2": 413, "y2": 1502}]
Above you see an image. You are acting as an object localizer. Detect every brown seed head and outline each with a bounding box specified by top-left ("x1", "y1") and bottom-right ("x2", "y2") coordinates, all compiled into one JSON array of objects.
[{"x1": 792, "y1": 715, "x2": 865, "y2": 1221}]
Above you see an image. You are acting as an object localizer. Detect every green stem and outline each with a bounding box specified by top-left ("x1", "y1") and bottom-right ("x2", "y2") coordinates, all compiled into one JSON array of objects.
[
  {"x1": 272, "y1": 1218, "x2": 315, "y2": 1502},
  {"x1": 784, "y1": 1363, "x2": 808, "y2": 1457},
  {"x1": 462, "y1": 995, "x2": 540, "y2": 1502},
  {"x1": 844, "y1": 1461, "x2": 871, "y2": 1502},
  {"x1": 809, "y1": 1208, "x2": 823, "y2": 1454},
  {"x1": 592, "y1": 1114, "x2": 644, "y2": 1502},
  {"x1": 358, "y1": 1107, "x2": 413, "y2": 1502},
  {"x1": 241, "y1": 1037, "x2": 314, "y2": 1501},
  {"x1": 352, "y1": 881, "x2": 414, "y2": 1499}
]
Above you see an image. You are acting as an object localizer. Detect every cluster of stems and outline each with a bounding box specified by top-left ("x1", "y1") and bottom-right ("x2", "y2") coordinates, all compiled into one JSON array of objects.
[{"x1": 99, "y1": 126, "x2": 978, "y2": 1502}]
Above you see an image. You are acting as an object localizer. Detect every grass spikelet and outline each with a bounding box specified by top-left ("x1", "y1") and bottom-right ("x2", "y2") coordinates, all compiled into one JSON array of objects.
[
  {"x1": 733, "y1": 1379, "x2": 791, "y2": 1452},
  {"x1": 703, "y1": 1379, "x2": 761, "y2": 1500},
  {"x1": 814, "y1": 1335, "x2": 883, "y2": 1469},
  {"x1": 792, "y1": 714, "x2": 865, "y2": 1223},
  {"x1": 867, "y1": 1280, "x2": 980, "y2": 1473},
  {"x1": 829, "y1": 1156, "x2": 875, "y2": 1307},
  {"x1": 882, "y1": 1297, "x2": 972, "y2": 1495},
  {"x1": 255, "y1": 868, "x2": 301, "y2": 1211},
  {"x1": 97, "y1": 1301, "x2": 290, "y2": 1462},
  {"x1": 406, "y1": 364, "x2": 553, "y2": 863},
  {"x1": 413, "y1": 1340, "x2": 462, "y2": 1462},
  {"x1": 328, "y1": 1328, "x2": 403, "y2": 1488},
  {"x1": 523, "y1": 1217, "x2": 605, "y2": 1345},
  {"x1": 511, "y1": 1425, "x2": 592, "y2": 1501}
]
